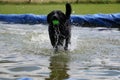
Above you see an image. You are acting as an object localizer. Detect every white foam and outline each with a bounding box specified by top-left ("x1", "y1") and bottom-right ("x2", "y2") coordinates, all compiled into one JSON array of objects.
[{"x1": 69, "y1": 26, "x2": 80, "y2": 51}]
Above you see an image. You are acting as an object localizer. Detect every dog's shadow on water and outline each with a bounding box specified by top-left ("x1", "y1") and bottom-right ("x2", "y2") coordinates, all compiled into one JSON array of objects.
[{"x1": 46, "y1": 51, "x2": 70, "y2": 80}]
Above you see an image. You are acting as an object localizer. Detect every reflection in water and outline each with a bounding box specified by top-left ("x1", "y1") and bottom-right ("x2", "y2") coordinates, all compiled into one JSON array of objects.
[{"x1": 46, "y1": 53, "x2": 69, "y2": 80}]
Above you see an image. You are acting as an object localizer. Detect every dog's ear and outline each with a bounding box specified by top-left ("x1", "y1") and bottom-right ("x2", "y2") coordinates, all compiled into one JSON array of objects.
[
  {"x1": 47, "y1": 12, "x2": 55, "y2": 24},
  {"x1": 47, "y1": 13, "x2": 52, "y2": 24}
]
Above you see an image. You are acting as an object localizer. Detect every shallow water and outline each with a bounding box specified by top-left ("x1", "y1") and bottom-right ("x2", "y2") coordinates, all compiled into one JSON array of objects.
[{"x1": 0, "y1": 22, "x2": 120, "y2": 80}]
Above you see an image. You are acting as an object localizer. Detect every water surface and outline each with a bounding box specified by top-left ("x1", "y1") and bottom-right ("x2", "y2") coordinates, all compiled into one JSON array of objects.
[{"x1": 0, "y1": 22, "x2": 120, "y2": 80}]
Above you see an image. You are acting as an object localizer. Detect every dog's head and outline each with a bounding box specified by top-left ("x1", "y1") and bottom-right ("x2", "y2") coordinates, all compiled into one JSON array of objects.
[{"x1": 47, "y1": 10, "x2": 67, "y2": 26}]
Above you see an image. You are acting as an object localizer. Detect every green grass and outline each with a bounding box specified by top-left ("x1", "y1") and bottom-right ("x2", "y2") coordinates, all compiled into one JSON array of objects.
[
  {"x1": 0, "y1": 3, "x2": 120, "y2": 15},
  {"x1": 73, "y1": 4, "x2": 120, "y2": 14}
]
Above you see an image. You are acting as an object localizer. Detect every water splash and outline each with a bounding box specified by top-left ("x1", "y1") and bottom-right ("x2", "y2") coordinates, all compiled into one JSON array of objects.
[{"x1": 69, "y1": 26, "x2": 80, "y2": 51}]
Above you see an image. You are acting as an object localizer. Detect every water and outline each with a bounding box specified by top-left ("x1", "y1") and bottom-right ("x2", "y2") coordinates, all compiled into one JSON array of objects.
[{"x1": 0, "y1": 22, "x2": 120, "y2": 80}]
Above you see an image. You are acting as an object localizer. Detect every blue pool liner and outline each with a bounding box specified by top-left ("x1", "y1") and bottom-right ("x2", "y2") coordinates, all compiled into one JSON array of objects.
[
  {"x1": 0, "y1": 13, "x2": 120, "y2": 28},
  {"x1": 0, "y1": 14, "x2": 47, "y2": 24},
  {"x1": 18, "y1": 77, "x2": 32, "y2": 80}
]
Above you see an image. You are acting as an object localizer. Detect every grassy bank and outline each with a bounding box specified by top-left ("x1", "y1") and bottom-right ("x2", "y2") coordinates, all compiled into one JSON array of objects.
[
  {"x1": 0, "y1": 3, "x2": 120, "y2": 14},
  {"x1": 0, "y1": 0, "x2": 120, "y2": 4}
]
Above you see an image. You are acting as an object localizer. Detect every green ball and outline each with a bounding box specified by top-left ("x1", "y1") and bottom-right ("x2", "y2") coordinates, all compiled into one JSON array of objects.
[{"x1": 52, "y1": 20, "x2": 59, "y2": 25}]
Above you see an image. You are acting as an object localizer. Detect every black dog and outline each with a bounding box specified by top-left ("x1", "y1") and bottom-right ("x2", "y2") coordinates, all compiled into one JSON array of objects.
[{"x1": 47, "y1": 3, "x2": 72, "y2": 50}]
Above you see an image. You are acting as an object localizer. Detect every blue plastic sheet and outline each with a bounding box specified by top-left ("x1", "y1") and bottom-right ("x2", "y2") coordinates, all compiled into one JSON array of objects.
[
  {"x1": 71, "y1": 13, "x2": 120, "y2": 28},
  {"x1": 0, "y1": 13, "x2": 120, "y2": 28},
  {"x1": 18, "y1": 77, "x2": 32, "y2": 80},
  {"x1": 0, "y1": 14, "x2": 47, "y2": 24}
]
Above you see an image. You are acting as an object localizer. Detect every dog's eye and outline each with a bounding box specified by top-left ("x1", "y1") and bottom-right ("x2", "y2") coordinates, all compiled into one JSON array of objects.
[{"x1": 52, "y1": 20, "x2": 59, "y2": 25}]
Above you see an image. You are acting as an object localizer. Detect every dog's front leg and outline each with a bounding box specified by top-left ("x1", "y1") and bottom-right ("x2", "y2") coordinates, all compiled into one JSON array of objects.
[
  {"x1": 64, "y1": 38, "x2": 70, "y2": 50},
  {"x1": 48, "y1": 27, "x2": 56, "y2": 48}
]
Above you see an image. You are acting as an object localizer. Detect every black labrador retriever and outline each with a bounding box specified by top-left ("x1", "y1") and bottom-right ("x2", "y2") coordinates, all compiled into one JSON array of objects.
[{"x1": 47, "y1": 3, "x2": 72, "y2": 50}]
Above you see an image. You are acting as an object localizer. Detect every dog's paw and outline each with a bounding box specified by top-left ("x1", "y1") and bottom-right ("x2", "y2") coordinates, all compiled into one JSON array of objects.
[
  {"x1": 69, "y1": 41, "x2": 71, "y2": 44},
  {"x1": 64, "y1": 47, "x2": 68, "y2": 51}
]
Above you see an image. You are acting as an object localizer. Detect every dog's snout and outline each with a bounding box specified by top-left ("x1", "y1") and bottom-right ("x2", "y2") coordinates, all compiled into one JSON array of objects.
[
  {"x1": 52, "y1": 16, "x2": 57, "y2": 20},
  {"x1": 52, "y1": 13, "x2": 58, "y2": 20}
]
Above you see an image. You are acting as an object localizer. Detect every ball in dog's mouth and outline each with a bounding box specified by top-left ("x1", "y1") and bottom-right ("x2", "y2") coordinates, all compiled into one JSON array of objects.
[{"x1": 52, "y1": 20, "x2": 59, "y2": 25}]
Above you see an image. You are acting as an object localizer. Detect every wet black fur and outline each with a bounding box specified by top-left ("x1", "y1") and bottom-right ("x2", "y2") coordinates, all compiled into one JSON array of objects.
[{"x1": 47, "y1": 3, "x2": 72, "y2": 50}]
